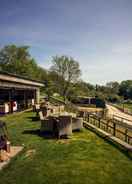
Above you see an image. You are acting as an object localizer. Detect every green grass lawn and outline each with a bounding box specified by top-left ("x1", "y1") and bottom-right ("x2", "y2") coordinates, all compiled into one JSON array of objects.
[
  {"x1": 115, "y1": 103, "x2": 132, "y2": 112},
  {"x1": 124, "y1": 103, "x2": 132, "y2": 111},
  {"x1": 0, "y1": 111, "x2": 132, "y2": 184}
]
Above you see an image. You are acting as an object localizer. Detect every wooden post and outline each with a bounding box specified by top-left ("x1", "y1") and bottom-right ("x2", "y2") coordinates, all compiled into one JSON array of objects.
[
  {"x1": 91, "y1": 116, "x2": 93, "y2": 124},
  {"x1": 8, "y1": 90, "x2": 11, "y2": 113},
  {"x1": 84, "y1": 112, "x2": 86, "y2": 121},
  {"x1": 88, "y1": 114, "x2": 90, "y2": 122},
  {"x1": 0, "y1": 149, "x2": 2, "y2": 162},
  {"x1": 128, "y1": 137, "x2": 130, "y2": 144},
  {"x1": 98, "y1": 118, "x2": 100, "y2": 128},
  {"x1": 36, "y1": 88, "x2": 40, "y2": 104},
  {"x1": 125, "y1": 129, "x2": 128, "y2": 143},
  {"x1": 83, "y1": 112, "x2": 85, "y2": 120},
  {"x1": 24, "y1": 90, "x2": 28, "y2": 109},
  {"x1": 106, "y1": 121, "x2": 109, "y2": 132},
  {"x1": 113, "y1": 122, "x2": 116, "y2": 136}
]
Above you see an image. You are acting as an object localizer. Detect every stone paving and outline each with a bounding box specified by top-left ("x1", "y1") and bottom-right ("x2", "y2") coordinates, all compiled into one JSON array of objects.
[{"x1": 0, "y1": 146, "x2": 23, "y2": 170}]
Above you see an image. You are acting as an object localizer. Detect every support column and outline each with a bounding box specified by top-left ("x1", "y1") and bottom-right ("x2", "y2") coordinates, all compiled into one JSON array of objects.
[
  {"x1": 24, "y1": 90, "x2": 28, "y2": 109},
  {"x1": 8, "y1": 90, "x2": 12, "y2": 113},
  {"x1": 89, "y1": 98, "x2": 91, "y2": 105},
  {"x1": 36, "y1": 88, "x2": 40, "y2": 104}
]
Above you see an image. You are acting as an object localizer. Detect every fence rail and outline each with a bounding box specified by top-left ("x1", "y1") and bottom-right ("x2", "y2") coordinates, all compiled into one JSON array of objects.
[{"x1": 83, "y1": 113, "x2": 132, "y2": 145}]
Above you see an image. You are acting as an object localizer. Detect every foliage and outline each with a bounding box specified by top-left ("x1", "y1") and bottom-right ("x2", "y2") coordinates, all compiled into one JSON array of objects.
[
  {"x1": 70, "y1": 81, "x2": 95, "y2": 98},
  {"x1": 95, "y1": 97, "x2": 106, "y2": 108},
  {"x1": 0, "y1": 45, "x2": 48, "y2": 81},
  {"x1": 50, "y1": 56, "x2": 81, "y2": 100},
  {"x1": 95, "y1": 83, "x2": 121, "y2": 103},
  {"x1": 106, "y1": 94, "x2": 121, "y2": 103},
  {"x1": 106, "y1": 81, "x2": 119, "y2": 94},
  {"x1": 96, "y1": 81, "x2": 132, "y2": 102},
  {"x1": 0, "y1": 45, "x2": 132, "y2": 103},
  {"x1": 119, "y1": 80, "x2": 132, "y2": 100}
]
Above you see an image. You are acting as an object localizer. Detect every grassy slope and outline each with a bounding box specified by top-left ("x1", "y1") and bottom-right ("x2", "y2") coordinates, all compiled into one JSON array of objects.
[
  {"x1": 124, "y1": 103, "x2": 132, "y2": 111},
  {"x1": 0, "y1": 111, "x2": 132, "y2": 184},
  {"x1": 116, "y1": 103, "x2": 132, "y2": 112}
]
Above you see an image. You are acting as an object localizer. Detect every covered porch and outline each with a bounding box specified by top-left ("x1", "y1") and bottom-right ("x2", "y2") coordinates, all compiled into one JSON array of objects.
[{"x1": 0, "y1": 71, "x2": 44, "y2": 114}]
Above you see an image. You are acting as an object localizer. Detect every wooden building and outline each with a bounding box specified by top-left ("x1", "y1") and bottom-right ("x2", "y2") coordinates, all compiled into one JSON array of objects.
[
  {"x1": 71, "y1": 96, "x2": 106, "y2": 108},
  {"x1": 0, "y1": 71, "x2": 44, "y2": 114}
]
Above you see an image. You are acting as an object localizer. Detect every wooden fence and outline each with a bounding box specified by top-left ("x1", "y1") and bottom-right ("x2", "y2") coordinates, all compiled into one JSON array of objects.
[{"x1": 83, "y1": 113, "x2": 132, "y2": 145}]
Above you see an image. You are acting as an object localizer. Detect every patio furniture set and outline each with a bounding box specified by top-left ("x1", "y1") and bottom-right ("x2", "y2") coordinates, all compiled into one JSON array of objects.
[{"x1": 37, "y1": 102, "x2": 83, "y2": 138}]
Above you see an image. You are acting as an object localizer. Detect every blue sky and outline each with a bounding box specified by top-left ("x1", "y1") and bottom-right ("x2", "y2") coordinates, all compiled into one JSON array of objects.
[{"x1": 0, "y1": 0, "x2": 132, "y2": 84}]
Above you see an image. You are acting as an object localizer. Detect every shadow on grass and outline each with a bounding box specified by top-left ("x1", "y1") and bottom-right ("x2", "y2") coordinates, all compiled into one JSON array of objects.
[
  {"x1": 27, "y1": 116, "x2": 40, "y2": 122},
  {"x1": 22, "y1": 129, "x2": 55, "y2": 139},
  {"x1": 24, "y1": 110, "x2": 33, "y2": 113},
  {"x1": 22, "y1": 129, "x2": 71, "y2": 140}
]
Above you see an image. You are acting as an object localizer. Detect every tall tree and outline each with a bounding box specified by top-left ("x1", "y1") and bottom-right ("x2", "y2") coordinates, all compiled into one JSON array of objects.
[
  {"x1": 50, "y1": 55, "x2": 81, "y2": 100},
  {"x1": 119, "y1": 80, "x2": 132, "y2": 99},
  {"x1": 0, "y1": 45, "x2": 30, "y2": 73},
  {"x1": 0, "y1": 45, "x2": 48, "y2": 81},
  {"x1": 106, "y1": 81, "x2": 119, "y2": 94}
]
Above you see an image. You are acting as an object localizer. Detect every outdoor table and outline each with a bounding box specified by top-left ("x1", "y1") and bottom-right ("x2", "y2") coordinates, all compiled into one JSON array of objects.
[
  {"x1": 51, "y1": 111, "x2": 76, "y2": 118},
  {"x1": 40, "y1": 110, "x2": 83, "y2": 138},
  {"x1": 49, "y1": 113, "x2": 75, "y2": 138}
]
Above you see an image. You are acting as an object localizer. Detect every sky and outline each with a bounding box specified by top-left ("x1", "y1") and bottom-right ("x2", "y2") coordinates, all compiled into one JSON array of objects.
[{"x1": 0, "y1": 0, "x2": 132, "y2": 85}]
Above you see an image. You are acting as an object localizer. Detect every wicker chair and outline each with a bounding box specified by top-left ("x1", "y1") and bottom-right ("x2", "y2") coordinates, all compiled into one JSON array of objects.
[
  {"x1": 40, "y1": 112, "x2": 54, "y2": 132},
  {"x1": 33, "y1": 104, "x2": 40, "y2": 116},
  {"x1": 39, "y1": 111, "x2": 44, "y2": 120},
  {"x1": 41, "y1": 106, "x2": 52, "y2": 117},
  {"x1": 72, "y1": 117, "x2": 83, "y2": 131},
  {"x1": 57, "y1": 115, "x2": 72, "y2": 138}
]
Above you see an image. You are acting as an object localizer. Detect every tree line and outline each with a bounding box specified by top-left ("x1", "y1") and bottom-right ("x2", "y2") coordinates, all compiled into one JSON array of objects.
[{"x1": 0, "y1": 45, "x2": 131, "y2": 103}]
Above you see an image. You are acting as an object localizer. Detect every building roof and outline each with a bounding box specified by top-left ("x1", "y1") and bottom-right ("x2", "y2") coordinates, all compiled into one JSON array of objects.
[{"x1": 0, "y1": 71, "x2": 45, "y2": 87}]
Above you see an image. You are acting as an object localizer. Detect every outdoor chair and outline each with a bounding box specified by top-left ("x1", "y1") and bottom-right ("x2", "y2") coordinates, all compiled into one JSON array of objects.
[
  {"x1": 40, "y1": 114, "x2": 54, "y2": 133},
  {"x1": 57, "y1": 115, "x2": 72, "y2": 138},
  {"x1": 77, "y1": 111, "x2": 85, "y2": 118},
  {"x1": 58, "y1": 105, "x2": 65, "y2": 114},
  {"x1": 33, "y1": 104, "x2": 40, "y2": 116},
  {"x1": 41, "y1": 106, "x2": 52, "y2": 117},
  {"x1": 72, "y1": 117, "x2": 83, "y2": 131},
  {"x1": 39, "y1": 111, "x2": 44, "y2": 120}
]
